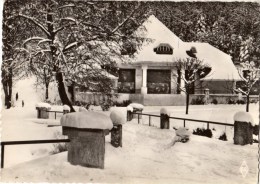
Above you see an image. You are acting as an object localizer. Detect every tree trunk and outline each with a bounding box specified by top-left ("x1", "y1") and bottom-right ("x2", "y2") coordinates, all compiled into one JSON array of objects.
[
  {"x1": 45, "y1": 82, "x2": 49, "y2": 100},
  {"x1": 246, "y1": 95, "x2": 249, "y2": 112},
  {"x1": 186, "y1": 93, "x2": 189, "y2": 115},
  {"x1": 56, "y1": 72, "x2": 75, "y2": 112},
  {"x1": 2, "y1": 68, "x2": 13, "y2": 109}
]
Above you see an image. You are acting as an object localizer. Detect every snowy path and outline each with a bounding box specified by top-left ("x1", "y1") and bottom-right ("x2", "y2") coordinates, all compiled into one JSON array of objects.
[{"x1": 1, "y1": 122, "x2": 258, "y2": 184}]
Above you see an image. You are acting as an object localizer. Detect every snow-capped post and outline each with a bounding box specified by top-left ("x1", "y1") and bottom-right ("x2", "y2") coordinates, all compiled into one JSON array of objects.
[
  {"x1": 233, "y1": 111, "x2": 254, "y2": 145},
  {"x1": 63, "y1": 105, "x2": 70, "y2": 114},
  {"x1": 204, "y1": 88, "x2": 210, "y2": 105},
  {"x1": 160, "y1": 108, "x2": 170, "y2": 129},
  {"x1": 61, "y1": 112, "x2": 113, "y2": 169},
  {"x1": 35, "y1": 102, "x2": 51, "y2": 119},
  {"x1": 126, "y1": 105, "x2": 134, "y2": 121},
  {"x1": 129, "y1": 103, "x2": 144, "y2": 119},
  {"x1": 110, "y1": 109, "x2": 126, "y2": 147}
]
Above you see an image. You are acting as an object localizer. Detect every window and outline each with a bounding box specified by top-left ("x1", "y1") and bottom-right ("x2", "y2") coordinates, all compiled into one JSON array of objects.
[
  {"x1": 147, "y1": 70, "x2": 171, "y2": 94},
  {"x1": 118, "y1": 69, "x2": 135, "y2": 93},
  {"x1": 153, "y1": 43, "x2": 173, "y2": 55}
]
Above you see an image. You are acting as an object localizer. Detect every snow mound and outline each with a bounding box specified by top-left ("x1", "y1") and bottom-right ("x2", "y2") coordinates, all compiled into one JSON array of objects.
[
  {"x1": 160, "y1": 107, "x2": 170, "y2": 116},
  {"x1": 129, "y1": 103, "x2": 144, "y2": 110},
  {"x1": 35, "y1": 102, "x2": 51, "y2": 109},
  {"x1": 79, "y1": 107, "x2": 88, "y2": 112},
  {"x1": 110, "y1": 109, "x2": 126, "y2": 125},
  {"x1": 233, "y1": 111, "x2": 255, "y2": 125},
  {"x1": 176, "y1": 127, "x2": 191, "y2": 138},
  {"x1": 126, "y1": 105, "x2": 133, "y2": 112},
  {"x1": 63, "y1": 105, "x2": 70, "y2": 111},
  {"x1": 60, "y1": 112, "x2": 113, "y2": 130}
]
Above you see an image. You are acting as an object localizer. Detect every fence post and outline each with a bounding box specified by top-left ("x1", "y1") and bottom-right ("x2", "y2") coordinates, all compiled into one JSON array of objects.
[
  {"x1": 55, "y1": 112, "x2": 57, "y2": 119},
  {"x1": 149, "y1": 116, "x2": 151, "y2": 126},
  {"x1": 207, "y1": 122, "x2": 209, "y2": 130},
  {"x1": 184, "y1": 120, "x2": 186, "y2": 127},
  {"x1": 160, "y1": 108, "x2": 169, "y2": 129},
  {"x1": 138, "y1": 114, "x2": 140, "y2": 124},
  {"x1": 1, "y1": 144, "x2": 5, "y2": 168}
]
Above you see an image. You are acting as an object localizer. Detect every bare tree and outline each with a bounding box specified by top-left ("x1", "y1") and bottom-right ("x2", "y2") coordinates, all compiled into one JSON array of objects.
[
  {"x1": 234, "y1": 61, "x2": 259, "y2": 112},
  {"x1": 4, "y1": 0, "x2": 148, "y2": 111},
  {"x1": 173, "y1": 57, "x2": 212, "y2": 114}
]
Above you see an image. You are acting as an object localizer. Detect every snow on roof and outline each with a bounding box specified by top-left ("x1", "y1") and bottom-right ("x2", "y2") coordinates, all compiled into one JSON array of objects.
[
  {"x1": 132, "y1": 15, "x2": 184, "y2": 64},
  {"x1": 183, "y1": 42, "x2": 241, "y2": 81},
  {"x1": 126, "y1": 15, "x2": 241, "y2": 81},
  {"x1": 233, "y1": 111, "x2": 255, "y2": 125},
  {"x1": 60, "y1": 112, "x2": 113, "y2": 130}
]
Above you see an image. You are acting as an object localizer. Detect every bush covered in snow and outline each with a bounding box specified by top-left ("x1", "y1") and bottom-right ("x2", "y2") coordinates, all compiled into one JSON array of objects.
[
  {"x1": 211, "y1": 99, "x2": 218, "y2": 105},
  {"x1": 114, "y1": 100, "x2": 132, "y2": 107},
  {"x1": 110, "y1": 109, "x2": 126, "y2": 125},
  {"x1": 35, "y1": 102, "x2": 51, "y2": 109},
  {"x1": 193, "y1": 128, "x2": 213, "y2": 138},
  {"x1": 79, "y1": 106, "x2": 88, "y2": 112},
  {"x1": 175, "y1": 127, "x2": 190, "y2": 142},
  {"x1": 218, "y1": 132, "x2": 228, "y2": 141},
  {"x1": 61, "y1": 111, "x2": 113, "y2": 130}
]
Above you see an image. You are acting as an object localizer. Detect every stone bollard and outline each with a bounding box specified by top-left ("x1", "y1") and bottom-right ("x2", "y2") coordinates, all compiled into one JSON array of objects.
[
  {"x1": 110, "y1": 109, "x2": 126, "y2": 147},
  {"x1": 63, "y1": 105, "x2": 70, "y2": 114},
  {"x1": 233, "y1": 111, "x2": 254, "y2": 145},
  {"x1": 61, "y1": 112, "x2": 113, "y2": 169},
  {"x1": 36, "y1": 103, "x2": 51, "y2": 119},
  {"x1": 160, "y1": 108, "x2": 170, "y2": 129},
  {"x1": 126, "y1": 105, "x2": 133, "y2": 121},
  {"x1": 129, "y1": 103, "x2": 144, "y2": 119}
]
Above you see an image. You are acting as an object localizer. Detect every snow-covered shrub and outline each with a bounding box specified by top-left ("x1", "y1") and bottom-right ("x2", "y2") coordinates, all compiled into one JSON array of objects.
[
  {"x1": 63, "y1": 105, "x2": 70, "y2": 111},
  {"x1": 114, "y1": 100, "x2": 132, "y2": 107},
  {"x1": 193, "y1": 128, "x2": 213, "y2": 138},
  {"x1": 175, "y1": 127, "x2": 190, "y2": 143},
  {"x1": 160, "y1": 107, "x2": 170, "y2": 116},
  {"x1": 190, "y1": 96, "x2": 205, "y2": 105},
  {"x1": 218, "y1": 132, "x2": 228, "y2": 141},
  {"x1": 211, "y1": 99, "x2": 218, "y2": 105},
  {"x1": 236, "y1": 99, "x2": 245, "y2": 104},
  {"x1": 79, "y1": 106, "x2": 88, "y2": 112},
  {"x1": 51, "y1": 131, "x2": 68, "y2": 155},
  {"x1": 110, "y1": 109, "x2": 126, "y2": 125},
  {"x1": 61, "y1": 111, "x2": 113, "y2": 130},
  {"x1": 227, "y1": 98, "x2": 236, "y2": 104},
  {"x1": 129, "y1": 103, "x2": 144, "y2": 110},
  {"x1": 35, "y1": 102, "x2": 51, "y2": 108}
]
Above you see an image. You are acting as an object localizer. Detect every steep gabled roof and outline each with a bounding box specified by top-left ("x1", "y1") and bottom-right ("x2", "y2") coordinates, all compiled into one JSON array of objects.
[{"x1": 131, "y1": 15, "x2": 240, "y2": 80}]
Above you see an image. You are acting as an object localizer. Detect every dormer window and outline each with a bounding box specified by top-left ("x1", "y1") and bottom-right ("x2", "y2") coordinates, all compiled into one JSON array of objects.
[{"x1": 153, "y1": 43, "x2": 173, "y2": 55}]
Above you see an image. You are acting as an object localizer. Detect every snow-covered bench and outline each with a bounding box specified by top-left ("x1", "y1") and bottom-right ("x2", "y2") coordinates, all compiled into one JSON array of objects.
[{"x1": 61, "y1": 111, "x2": 113, "y2": 169}]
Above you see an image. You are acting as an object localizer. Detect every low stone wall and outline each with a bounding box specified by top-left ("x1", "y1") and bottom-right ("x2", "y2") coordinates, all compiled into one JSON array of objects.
[
  {"x1": 190, "y1": 94, "x2": 259, "y2": 104},
  {"x1": 76, "y1": 92, "x2": 258, "y2": 106}
]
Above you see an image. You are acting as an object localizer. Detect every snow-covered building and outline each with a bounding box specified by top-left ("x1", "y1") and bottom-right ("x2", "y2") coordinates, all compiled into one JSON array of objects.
[{"x1": 114, "y1": 15, "x2": 241, "y2": 105}]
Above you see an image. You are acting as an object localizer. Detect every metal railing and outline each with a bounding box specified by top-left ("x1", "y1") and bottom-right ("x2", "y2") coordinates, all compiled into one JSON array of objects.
[
  {"x1": 0, "y1": 139, "x2": 70, "y2": 169},
  {"x1": 134, "y1": 112, "x2": 234, "y2": 128}
]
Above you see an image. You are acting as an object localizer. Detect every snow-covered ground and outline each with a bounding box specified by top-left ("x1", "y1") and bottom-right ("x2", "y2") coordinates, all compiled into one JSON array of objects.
[{"x1": 0, "y1": 77, "x2": 259, "y2": 183}]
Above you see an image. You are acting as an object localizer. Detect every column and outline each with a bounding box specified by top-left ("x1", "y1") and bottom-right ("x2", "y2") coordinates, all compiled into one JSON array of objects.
[{"x1": 141, "y1": 65, "x2": 148, "y2": 94}]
